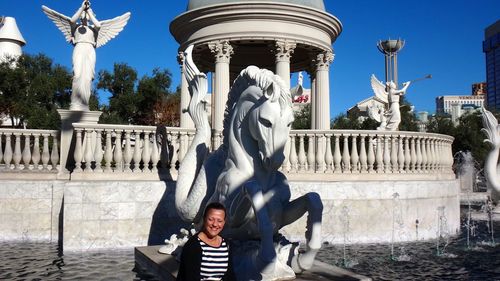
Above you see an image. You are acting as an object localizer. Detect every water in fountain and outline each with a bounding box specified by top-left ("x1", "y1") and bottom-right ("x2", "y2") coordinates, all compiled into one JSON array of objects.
[
  {"x1": 339, "y1": 205, "x2": 358, "y2": 268},
  {"x1": 391, "y1": 192, "x2": 411, "y2": 261}
]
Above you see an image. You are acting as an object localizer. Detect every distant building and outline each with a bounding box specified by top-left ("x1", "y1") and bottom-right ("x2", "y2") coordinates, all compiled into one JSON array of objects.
[
  {"x1": 435, "y1": 92, "x2": 485, "y2": 115},
  {"x1": 483, "y1": 20, "x2": 500, "y2": 109},
  {"x1": 472, "y1": 82, "x2": 487, "y2": 96}
]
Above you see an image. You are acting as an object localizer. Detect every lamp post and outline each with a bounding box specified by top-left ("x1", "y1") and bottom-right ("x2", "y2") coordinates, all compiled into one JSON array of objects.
[{"x1": 377, "y1": 39, "x2": 405, "y2": 87}]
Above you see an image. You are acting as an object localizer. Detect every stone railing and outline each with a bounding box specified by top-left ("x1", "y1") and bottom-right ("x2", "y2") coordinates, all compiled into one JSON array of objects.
[
  {"x1": 0, "y1": 129, "x2": 59, "y2": 177},
  {"x1": 0, "y1": 126, "x2": 454, "y2": 181},
  {"x1": 70, "y1": 124, "x2": 195, "y2": 180},
  {"x1": 283, "y1": 130, "x2": 455, "y2": 181}
]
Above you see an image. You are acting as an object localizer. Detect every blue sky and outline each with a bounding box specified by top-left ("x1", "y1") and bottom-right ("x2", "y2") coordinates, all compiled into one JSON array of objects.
[{"x1": 1, "y1": 0, "x2": 499, "y2": 117}]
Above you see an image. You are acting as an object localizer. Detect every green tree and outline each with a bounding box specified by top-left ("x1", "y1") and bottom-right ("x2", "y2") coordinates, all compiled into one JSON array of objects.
[
  {"x1": 292, "y1": 104, "x2": 311, "y2": 129},
  {"x1": 136, "y1": 68, "x2": 173, "y2": 125},
  {"x1": 0, "y1": 54, "x2": 72, "y2": 129}
]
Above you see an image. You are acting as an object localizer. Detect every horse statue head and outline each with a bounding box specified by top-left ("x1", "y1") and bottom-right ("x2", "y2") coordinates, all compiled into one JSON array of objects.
[{"x1": 223, "y1": 66, "x2": 294, "y2": 174}]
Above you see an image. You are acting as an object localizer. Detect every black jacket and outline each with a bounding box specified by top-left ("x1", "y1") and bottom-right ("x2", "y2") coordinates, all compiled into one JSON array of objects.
[{"x1": 176, "y1": 233, "x2": 237, "y2": 281}]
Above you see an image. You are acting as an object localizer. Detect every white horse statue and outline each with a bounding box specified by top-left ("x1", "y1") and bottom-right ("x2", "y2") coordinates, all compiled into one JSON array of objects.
[{"x1": 171, "y1": 45, "x2": 323, "y2": 280}]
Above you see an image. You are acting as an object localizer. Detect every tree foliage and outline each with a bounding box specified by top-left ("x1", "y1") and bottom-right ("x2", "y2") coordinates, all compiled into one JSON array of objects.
[
  {"x1": 0, "y1": 54, "x2": 73, "y2": 129},
  {"x1": 97, "y1": 63, "x2": 179, "y2": 126}
]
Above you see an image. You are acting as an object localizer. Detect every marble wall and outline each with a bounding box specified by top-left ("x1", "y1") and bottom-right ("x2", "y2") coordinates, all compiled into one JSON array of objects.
[{"x1": 0, "y1": 179, "x2": 460, "y2": 250}]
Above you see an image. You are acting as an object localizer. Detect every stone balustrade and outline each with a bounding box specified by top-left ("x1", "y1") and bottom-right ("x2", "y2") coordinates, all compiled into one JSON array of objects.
[
  {"x1": 0, "y1": 129, "x2": 59, "y2": 174},
  {"x1": 0, "y1": 126, "x2": 454, "y2": 181},
  {"x1": 283, "y1": 130, "x2": 455, "y2": 181}
]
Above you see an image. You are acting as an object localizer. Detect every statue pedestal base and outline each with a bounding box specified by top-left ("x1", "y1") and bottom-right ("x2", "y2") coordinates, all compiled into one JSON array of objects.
[
  {"x1": 57, "y1": 109, "x2": 102, "y2": 175},
  {"x1": 134, "y1": 245, "x2": 371, "y2": 281}
]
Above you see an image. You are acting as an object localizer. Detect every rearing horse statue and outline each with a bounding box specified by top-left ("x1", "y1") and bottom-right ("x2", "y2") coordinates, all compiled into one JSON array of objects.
[
  {"x1": 480, "y1": 107, "x2": 500, "y2": 213},
  {"x1": 174, "y1": 45, "x2": 323, "y2": 280}
]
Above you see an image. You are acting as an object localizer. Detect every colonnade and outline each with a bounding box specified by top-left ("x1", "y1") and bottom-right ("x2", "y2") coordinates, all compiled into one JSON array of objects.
[{"x1": 177, "y1": 40, "x2": 334, "y2": 132}]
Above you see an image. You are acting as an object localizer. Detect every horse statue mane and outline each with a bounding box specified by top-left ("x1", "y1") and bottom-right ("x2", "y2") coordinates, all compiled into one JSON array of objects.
[{"x1": 170, "y1": 45, "x2": 323, "y2": 280}]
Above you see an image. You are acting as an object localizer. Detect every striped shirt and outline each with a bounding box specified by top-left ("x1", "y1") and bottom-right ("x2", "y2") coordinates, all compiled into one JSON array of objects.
[{"x1": 198, "y1": 237, "x2": 229, "y2": 281}]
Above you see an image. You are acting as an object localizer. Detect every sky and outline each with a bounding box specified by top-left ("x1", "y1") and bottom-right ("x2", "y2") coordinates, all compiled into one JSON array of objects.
[{"x1": 1, "y1": 0, "x2": 499, "y2": 117}]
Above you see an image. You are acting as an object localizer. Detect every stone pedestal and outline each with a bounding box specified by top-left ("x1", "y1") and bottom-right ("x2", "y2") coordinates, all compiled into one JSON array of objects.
[{"x1": 57, "y1": 110, "x2": 102, "y2": 175}]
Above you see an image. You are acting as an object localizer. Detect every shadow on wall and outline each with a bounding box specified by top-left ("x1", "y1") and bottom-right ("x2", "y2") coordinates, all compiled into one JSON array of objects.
[{"x1": 147, "y1": 181, "x2": 190, "y2": 246}]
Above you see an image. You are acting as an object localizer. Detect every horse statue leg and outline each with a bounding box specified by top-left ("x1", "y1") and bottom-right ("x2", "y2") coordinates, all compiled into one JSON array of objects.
[
  {"x1": 281, "y1": 192, "x2": 323, "y2": 273},
  {"x1": 242, "y1": 180, "x2": 296, "y2": 280}
]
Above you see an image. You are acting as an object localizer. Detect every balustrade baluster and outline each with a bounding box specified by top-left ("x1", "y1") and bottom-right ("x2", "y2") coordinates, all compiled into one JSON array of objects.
[
  {"x1": 342, "y1": 134, "x2": 351, "y2": 173},
  {"x1": 410, "y1": 137, "x2": 417, "y2": 173},
  {"x1": 114, "y1": 131, "x2": 123, "y2": 172},
  {"x1": 94, "y1": 130, "x2": 103, "y2": 173},
  {"x1": 333, "y1": 134, "x2": 341, "y2": 173},
  {"x1": 84, "y1": 130, "x2": 94, "y2": 173},
  {"x1": 383, "y1": 135, "x2": 390, "y2": 173},
  {"x1": 421, "y1": 137, "x2": 428, "y2": 173},
  {"x1": 404, "y1": 136, "x2": 411, "y2": 172},
  {"x1": 359, "y1": 135, "x2": 367, "y2": 173},
  {"x1": 50, "y1": 137, "x2": 59, "y2": 171},
  {"x1": 298, "y1": 135, "x2": 306, "y2": 172},
  {"x1": 367, "y1": 136, "x2": 375, "y2": 173},
  {"x1": 307, "y1": 135, "x2": 315, "y2": 172},
  {"x1": 178, "y1": 132, "x2": 186, "y2": 163},
  {"x1": 32, "y1": 134, "x2": 40, "y2": 170},
  {"x1": 123, "y1": 131, "x2": 132, "y2": 172},
  {"x1": 325, "y1": 134, "x2": 333, "y2": 172},
  {"x1": 151, "y1": 133, "x2": 160, "y2": 173},
  {"x1": 415, "y1": 137, "x2": 422, "y2": 172},
  {"x1": 3, "y1": 134, "x2": 13, "y2": 170},
  {"x1": 316, "y1": 135, "x2": 325, "y2": 172},
  {"x1": 13, "y1": 133, "x2": 22, "y2": 170},
  {"x1": 427, "y1": 138, "x2": 434, "y2": 172},
  {"x1": 142, "y1": 132, "x2": 152, "y2": 172},
  {"x1": 375, "y1": 136, "x2": 383, "y2": 173},
  {"x1": 289, "y1": 135, "x2": 298, "y2": 173},
  {"x1": 74, "y1": 129, "x2": 83, "y2": 172},
  {"x1": 104, "y1": 131, "x2": 113, "y2": 172},
  {"x1": 431, "y1": 139, "x2": 439, "y2": 172},
  {"x1": 41, "y1": 134, "x2": 50, "y2": 170},
  {"x1": 22, "y1": 133, "x2": 32, "y2": 170},
  {"x1": 350, "y1": 134, "x2": 359, "y2": 173},
  {"x1": 390, "y1": 136, "x2": 398, "y2": 173},
  {"x1": 398, "y1": 136, "x2": 404, "y2": 173},
  {"x1": 132, "y1": 132, "x2": 142, "y2": 172},
  {"x1": 170, "y1": 133, "x2": 179, "y2": 174}
]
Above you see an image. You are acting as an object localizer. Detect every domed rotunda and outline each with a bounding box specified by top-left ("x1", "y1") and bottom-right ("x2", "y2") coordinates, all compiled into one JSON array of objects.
[{"x1": 170, "y1": 0, "x2": 342, "y2": 131}]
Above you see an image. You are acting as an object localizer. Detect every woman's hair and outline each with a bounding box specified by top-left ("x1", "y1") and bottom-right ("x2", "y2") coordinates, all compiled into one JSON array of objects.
[{"x1": 203, "y1": 202, "x2": 227, "y2": 220}]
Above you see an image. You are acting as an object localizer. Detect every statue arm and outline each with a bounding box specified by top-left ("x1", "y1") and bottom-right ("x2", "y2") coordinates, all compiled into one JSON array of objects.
[
  {"x1": 395, "y1": 81, "x2": 411, "y2": 95},
  {"x1": 87, "y1": 8, "x2": 101, "y2": 29},
  {"x1": 70, "y1": 3, "x2": 86, "y2": 23}
]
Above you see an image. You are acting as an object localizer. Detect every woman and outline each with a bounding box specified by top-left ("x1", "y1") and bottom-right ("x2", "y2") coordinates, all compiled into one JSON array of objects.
[{"x1": 177, "y1": 202, "x2": 236, "y2": 281}]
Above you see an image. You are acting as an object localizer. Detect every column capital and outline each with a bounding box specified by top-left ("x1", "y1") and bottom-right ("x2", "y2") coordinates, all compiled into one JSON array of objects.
[
  {"x1": 315, "y1": 51, "x2": 335, "y2": 71},
  {"x1": 273, "y1": 40, "x2": 297, "y2": 63},
  {"x1": 208, "y1": 40, "x2": 234, "y2": 63}
]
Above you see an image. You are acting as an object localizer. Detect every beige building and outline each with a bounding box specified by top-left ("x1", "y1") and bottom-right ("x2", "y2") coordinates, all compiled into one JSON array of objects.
[{"x1": 435, "y1": 94, "x2": 485, "y2": 114}]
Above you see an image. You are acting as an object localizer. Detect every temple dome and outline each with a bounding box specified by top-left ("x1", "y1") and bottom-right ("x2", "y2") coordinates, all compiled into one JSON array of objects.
[{"x1": 187, "y1": 0, "x2": 325, "y2": 11}]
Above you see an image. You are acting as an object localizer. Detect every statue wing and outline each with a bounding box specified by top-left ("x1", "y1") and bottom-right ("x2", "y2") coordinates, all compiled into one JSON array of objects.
[
  {"x1": 42, "y1": 5, "x2": 73, "y2": 43},
  {"x1": 96, "y1": 12, "x2": 131, "y2": 48},
  {"x1": 367, "y1": 102, "x2": 382, "y2": 122},
  {"x1": 370, "y1": 74, "x2": 388, "y2": 104}
]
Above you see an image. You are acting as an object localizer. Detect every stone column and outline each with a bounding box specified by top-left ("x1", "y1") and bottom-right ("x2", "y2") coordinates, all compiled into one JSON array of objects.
[
  {"x1": 314, "y1": 51, "x2": 334, "y2": 130},
  {"x1": 178, "y1": 52, "x2": 194, "y2": 129},
  {"x1": 208, "y1": 40, "x2": 233, "y2": 133},
  {"x1": 273, "y1": 40, "x2": 296, "y2": 89},
  {"x1": 308, "y1": 69, "x2": 317, "y2": 129}
]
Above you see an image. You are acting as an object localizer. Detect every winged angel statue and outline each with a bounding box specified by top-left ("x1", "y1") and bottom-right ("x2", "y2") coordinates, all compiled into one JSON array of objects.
[
  {"x1": 42, "y1": 1, "x2": 130, "y2": 111},
  {"x1": 368, "y1": 74, "x2": 411, "y2": 131}
]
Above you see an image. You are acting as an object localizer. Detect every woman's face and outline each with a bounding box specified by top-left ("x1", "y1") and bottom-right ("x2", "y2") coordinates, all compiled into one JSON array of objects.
[{"x1": 203, "y1": 208, "x2": 226, "y2": 239}]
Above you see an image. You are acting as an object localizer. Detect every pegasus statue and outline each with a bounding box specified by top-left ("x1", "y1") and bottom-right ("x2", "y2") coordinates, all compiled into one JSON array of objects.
[
  {"x1": 172, "y1": 45, "x2": 323, "y2": 280},
  {"x1": 480, "y1": 107, "x2": 500, "y2": 213},
  {"x1": 368, "y1": 74, "x2": 411, "y2": 131},
  {"x1": 42, "y1": 1, "x2": 130, "y2": 111}
]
